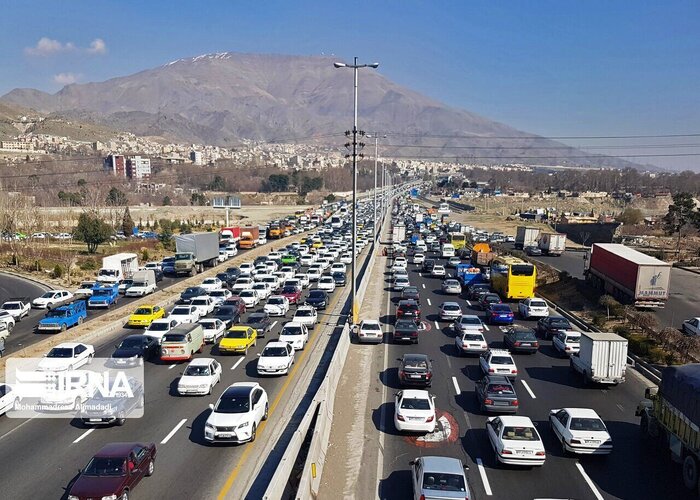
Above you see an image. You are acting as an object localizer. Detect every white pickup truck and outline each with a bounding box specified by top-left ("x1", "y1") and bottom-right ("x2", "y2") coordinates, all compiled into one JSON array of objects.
[{"x1": 1, "y1": 299, "x2": 31, "y2": 320}]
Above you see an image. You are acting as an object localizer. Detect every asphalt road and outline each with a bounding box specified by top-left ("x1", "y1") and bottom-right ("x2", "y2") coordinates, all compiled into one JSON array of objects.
[
  {"x1": 0, "y1": 271, "x2": 51, "y2": 305},
  {"x1": 373, "y1": 251, "x2": 695, "y2": 500},
  {"x1": 0, "y1": 251, "x2": 363, "y2": 500}
]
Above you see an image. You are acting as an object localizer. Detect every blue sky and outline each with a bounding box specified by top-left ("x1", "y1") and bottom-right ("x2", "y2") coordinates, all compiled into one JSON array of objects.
[{"x1": 2, "y1": 0, "x2": 699, "y2": 169}]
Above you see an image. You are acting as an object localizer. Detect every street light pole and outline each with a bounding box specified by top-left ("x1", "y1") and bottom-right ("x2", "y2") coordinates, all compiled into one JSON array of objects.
[{"x1": 334, "y1": 57, "x2": 379, "y2": 325}]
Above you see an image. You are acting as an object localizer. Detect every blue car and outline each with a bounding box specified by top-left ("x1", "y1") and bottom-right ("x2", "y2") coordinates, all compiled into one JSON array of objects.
[{"x1": 486, "y1": 303, "x2": 514, "y2": 325}]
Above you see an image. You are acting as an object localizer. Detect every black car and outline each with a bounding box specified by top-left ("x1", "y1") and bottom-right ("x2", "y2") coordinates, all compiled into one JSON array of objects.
[
  {"x1": 213, "y1": 305, "x2": 241, "y2": 328},
  {"x1": 536, "y1": 316, "x2": 572, "y2": 340},
  {"x1": 398, "y1": 353, "x2": 433, "y2": 387},
  {"x1": 396, "y1": 299, "x2": 421, "y2": 319},
  {"x1": 225, "y1": 267, "x2": 241, "y2": 280},
  {"x1": 331, "y1": 271, "x2": 347, "y2": 286},
  {"x1": 180, "y1": 286, "x2": 208, "y2": 303},
  {"x1": 254, "y1": 256, "x2": 269, "y2": 267},
  {"x1": 401, "y1": 286, "x2": 421, "y2": 303},
  {"x1": 110, "y1": 335, "x2": 159, "y2": 365},
  {"x1": 503, "y1": 326, "x2": 539, "y2": 354},
  {"x1": 475, "y1": 375, "x2": 519, "y2": 413},
  {"x1": 393, "y1": 318, "x2": 419, "y2": 344},
  {"x1": 422, "y1": 259, "x2": 436, "y2": 274},
  {"x1": 306, "y1": 289, "x2": 329, "y2": 310},
  {"x1": 161, "y1": 257, "x2": 176, "y2": 275},
  {"x1": 151, "y1": 268, "x2": 164, "y2": 283},
  {"x1": 478, "y1": 293, "x2": 502, "y2": 310},
  {"x1": 246, "y1": 311, "x2": 272, "y2": 338},
  {"x1": 467, "y1": 283, "x2": 491, "y2": 300}
]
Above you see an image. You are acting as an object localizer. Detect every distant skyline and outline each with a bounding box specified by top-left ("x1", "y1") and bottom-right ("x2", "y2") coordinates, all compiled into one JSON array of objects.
[{"x1": 2, "y1": 0, "x2": 699, "y2": 170}]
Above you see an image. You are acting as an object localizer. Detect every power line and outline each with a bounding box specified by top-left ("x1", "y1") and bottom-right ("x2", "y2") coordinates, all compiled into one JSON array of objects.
[
  {"x1": 386, "y1": 153, "x2": 700, "y2": 160},
  {"x1": 385, "y1": 131, "x2": 700, "y2": 140},
  {"x1": 382, "y1": 142, "x2": 700, "y2": 150}
]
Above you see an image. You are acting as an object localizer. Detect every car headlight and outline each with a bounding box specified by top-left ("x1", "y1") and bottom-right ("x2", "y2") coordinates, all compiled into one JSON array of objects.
[
  {"x1": 67, "y1": 496, "x2": 80, "y2": 500},
  {"x1": 205, "y1": 423, "x2": 216, "y2": 431},
  {"x1": 102, "y1": 495, "x2": 118, "y2": 500},
  {"x1": 199, "y1": 384, "x2": 210, "y2": 389},
  {"x1": 237, "y1": 421, "x2": 250, "y2": 429}
]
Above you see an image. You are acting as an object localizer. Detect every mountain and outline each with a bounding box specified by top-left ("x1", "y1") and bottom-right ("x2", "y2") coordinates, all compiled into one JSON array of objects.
[{"x1": 1, "y1": 52, "x2": 635, "y2": 168}]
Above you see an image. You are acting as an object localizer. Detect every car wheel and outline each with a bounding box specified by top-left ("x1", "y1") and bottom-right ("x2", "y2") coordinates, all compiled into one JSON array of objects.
[
  {"x1": 250, "y1": 423, "x2": 257, "y2": 442},
  {"x1": 263, "y1": 402, "x2": 269, "y2": 421},
  {"x1": 684, "y1": 455, "x2": 699, "y2": 491},
  {"x1": 77, "y1": 316, "x2": 84, "y2": 325},
  {"x1": 146, "y1": 459, "x2": 155, "y2": 477},
  {"x1": 87, "y1": 354, "x2": 93, "y2": 365}
]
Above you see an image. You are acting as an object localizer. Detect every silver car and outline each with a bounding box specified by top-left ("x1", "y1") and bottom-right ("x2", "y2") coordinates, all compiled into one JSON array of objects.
[
  {"x1": 439, "y1": 301, "x2": 462, "y2": 321},
  {"x1": 441, "y1": 279, "x2": 461, "y2": 295},
  {"x1": 410, "y1": 455, "x2": 470, "y2": 500}
]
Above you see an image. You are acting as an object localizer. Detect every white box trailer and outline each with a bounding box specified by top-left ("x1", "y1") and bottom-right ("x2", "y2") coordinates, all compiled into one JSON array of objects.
[
  {"x1": 570, "y1": 332, "x2": 628, "y2": 385},
  {"x1": 538, "y1": 233, "x2": 566, "y2": 256},
  {"x1": 515, "y1": 226, "x2": 540, "y2": 249},
  {"x1": 98, "y1": 253, "x2": 138, "y2": 284}
]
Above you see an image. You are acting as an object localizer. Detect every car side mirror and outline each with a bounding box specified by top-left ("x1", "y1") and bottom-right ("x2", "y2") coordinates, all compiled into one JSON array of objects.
[
  {"x1": 257, "y1": 353, "x2": 261, "y2": 357},
  {"x1": 463, "y1": 464, "x2": 470, "y2": 471}
]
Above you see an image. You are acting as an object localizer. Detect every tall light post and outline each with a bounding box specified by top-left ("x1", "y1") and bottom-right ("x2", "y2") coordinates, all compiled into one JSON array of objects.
[
  {"x1": 366, "y1": 133, "x2": 386, "y2": 239},
  {"x1": 334, "y1": 57, "x2": 379, "y2": 325}
]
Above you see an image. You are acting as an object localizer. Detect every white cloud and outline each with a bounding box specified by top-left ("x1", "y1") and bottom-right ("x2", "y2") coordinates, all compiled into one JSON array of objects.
[
  {"x1": 87, "y1": 38, "x2": 107, "y2": 55},
  {"x1": 53, "y1": 72, "x2": 81, "y2": 85}
]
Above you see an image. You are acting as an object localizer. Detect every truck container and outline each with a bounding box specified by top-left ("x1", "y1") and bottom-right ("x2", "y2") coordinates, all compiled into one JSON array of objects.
[
  {"x1": 88, "y1": 283, "x2": 120, "y2": 308},
  {"x1": 219, "y1": 226, "x2": 241, "y2": 245},
  {"x1": 456, "y1": 264, "x2": 483, "y2": 287},
  {"x1": 569, "y1": 332, "x2": 628, "y2": 385},
  {"x1": 174, "y1": 232, "x2": 220, "y2": 276},
  {"x1": 538, "y1": 233, "x2": 566, "y2": 256},
  {"x1": 125, "y1": 269, "x2": 157, "y2": 297},
  {"x1": 637, "y1": 364, "x2": 700, "y2": 494},
  {"x1": 415, "y1": 213, "x2": 424, "y2": 224},
  {"x1": 585, "y1": 243, "x2": 671, "y2": 308},
  {"x1": 515, "y1": 226, "x2": 541, "y2": 249},
  {"x1": 392, "y1": 224, "x2": 406, "y2": 243},
  {"x1": 239, "y1": 226, "x2": 260, "y2": 249},
  {"x1": 37, "y1": 299, "x2": 87, "y2": 332},
  {"x1": 470, "y1": 243, "x2": 497, "y2": 267},
  {"x1": 97, "y1": 253, "x2": 138, "y2": 284}
]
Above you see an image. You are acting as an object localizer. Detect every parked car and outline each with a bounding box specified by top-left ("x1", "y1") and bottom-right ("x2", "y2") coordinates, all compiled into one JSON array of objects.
[
  {"x1": 486, "y1": 415, "x2": 546, "y2": 466},
  {"x1": 475, "y1": 375, "x2": 519, "y2": 413},
  {"x1": 204, "y1": 383, "x2": 268, "y2": 443},
  {"x1": 398, "y1": 353, "x2": 433, "y2": 387}
]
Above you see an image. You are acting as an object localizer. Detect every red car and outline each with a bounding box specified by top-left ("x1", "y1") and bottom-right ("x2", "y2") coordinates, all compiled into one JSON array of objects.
[
  {"x1": 224, "y1": 296, "x2": 247, "y2": 316},
  {"x1": 68, "y1": 442, "x2": 156, "y2": 500},
  {"x1": 281, "y1": 285, "x2": 302, "y2": 304}
]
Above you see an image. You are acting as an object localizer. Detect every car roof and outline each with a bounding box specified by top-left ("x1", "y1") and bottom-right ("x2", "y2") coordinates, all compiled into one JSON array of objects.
[
  {"x1": 361, "y1": 319, "x2": 380, "y2": 325},
  {"x1": 560, "y1": 407, "x2": 601, "y2": 418},
  {"x1": 499, "y1": 415, "x2": 535, "y2": 426},
  {"x1": 442, "y1": 301, "x2": 460, "y2": 307},
  {"x1": 489, "y1": 349, "x2": 512, "y2": 356},
  {"x1": 420, "y1": 455, "x2": 465, "y2": 474},
  {"x1": 188, "y1": 358, "x2": 216, "y2": 366},
  {"x1": 402, "y1": 353, "x2": 429, "y2": 362},
  {"x1": 401, "y1": 389, "x2": 431, "y2": 399},
  {"x1": 95, "y1": 442, "x2": 148, "y2": 458}
]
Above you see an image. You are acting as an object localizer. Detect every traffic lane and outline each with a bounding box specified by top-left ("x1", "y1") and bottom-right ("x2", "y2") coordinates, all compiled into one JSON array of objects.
[
  {"x1": 654, "y1": 267, "x2": 700, "y2": 329},
  {"x1": 0, "y1": 271, "x2": 50, "y2": 305}
]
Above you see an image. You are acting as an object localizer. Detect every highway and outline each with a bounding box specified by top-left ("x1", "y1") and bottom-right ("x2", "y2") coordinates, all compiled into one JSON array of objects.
[{"x1": 372, "y1": 250, "x2": 695, "y2": 500}]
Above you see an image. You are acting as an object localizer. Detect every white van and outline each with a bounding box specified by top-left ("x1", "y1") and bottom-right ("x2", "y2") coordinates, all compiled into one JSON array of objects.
[
  {"x1": 441, "y1": 243, "x2": 456, "y2": 258},
  {"x1": 160, "y1": 323, "x2": 204, "y2": 362}
]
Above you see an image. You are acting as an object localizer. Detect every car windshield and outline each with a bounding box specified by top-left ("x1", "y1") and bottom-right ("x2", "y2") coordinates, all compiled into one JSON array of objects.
[
  {"x1": 148, "y1": 322, "x2": 169, "y2": 331},
  {"x1": 511, "y1": 264, "x2": 535, "y2": 276},
  {"x1": 295, "y1": 310, "x2": 313, "y2": 317},
  {"x1": 4, "y1": 303, "x2": 20, "y2": 309},
  {"x1": 215, "y1": 396, "x2": 250, "y2": 414},
  {"x1": 282, "y1": 287, "x2": 298, "y2": 294},
  {"x1": 263, "y1": 347, "x2": 288, "y2": 357},
  {"x1": 491, "y1": 356, "x2": 514, "y2": 365},
  {"x1": 184, "y1": 287, "x2": 200, "y2": 294},
  {"x1": 47, "y1": 348, "x2": 73, "y2": 358},
  {"x1": 248, "y1": 314, "x2": 266, "y2": 322},
  {"x1": 45, "y1": 309, "x2": 68, "y2": 318},
  {"x1": 362, "y1": 323, "x2": 381, "y2": 331},
  {"x1": 503, "y1": 426, "x2": 540, "y2": 441},
  {"x1": 488, "y1": 383, "x2": 514, "y2": 394},
  {"x1": 549, "y1": 318, "x2": 571, "y2": 329},
  {"x1": 225, "y1": 330, "x2": 248, "y2": 339},
  {"x1": 443, "y1": 304, "x2": 460, "y2": 311},
  {"x1": 119, "y1": 338, "x2": 143, "y2": 349},
  {"x1": 402, "y1": 357, "x2": 427, "y2": 370},
  {"x1": 570, "y1": 417, "x2": 607, "y2": 431},
  {"x1": 184, "y1": 365, "x2": 210, "y2": 376},
  {"x1": 240, "y1": 291, "x2": 254, "y2": 297},
  {"x1": 491, "y1": 305, "x2": 510, "y2": 312},
  {"x1": 171, "y1": 308, "x2": 190, "y2": 315},
  {"x1": 210, "y1": 291, "x2": 226, "y2": 297},
  {"x1": 400, "y1": 397, "x2": 431, "y2": 410},
  {"x1": 192, "y1": 299, "x2": 208, "y2": 305},
  {"x1": 460, "y1": 317, "x2": 481, "y2": 325},
  {"x1": 40, "y1": 292, "x2": 56, "y2": 299},
  {"x1": 217, "y1": 307, "x2": 235, "y2": 316},
  {"x1": 269, "y1": 298, "x2": 284, "y2": 304},
  {"x1": 396, "y1": 320, "x2": 416, "y2": 329},
  {"x1": 281, "y1": 326, "x2": 302, "y2": 336},
  {"x1": 422, "y1": 472, "x2": 466, "y2": 492},
  {"x1": 163, "y1": 333, "x2": 186, "y2": 342},
  {"x1": 512, "y1": 330, "x2": 537, "y2": 341},
  {"x1": 200, "y1": 321, "x2": 216, "y2": 329},
  {"x1": 83, "y1": 456, "x2": 126, "y2": 476}
]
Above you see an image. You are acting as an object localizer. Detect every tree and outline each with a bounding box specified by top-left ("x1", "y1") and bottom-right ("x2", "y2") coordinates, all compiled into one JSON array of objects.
[
  {"x1": 663, "y1": 192, "x2": 698, "y2": 257},
  {"x1": 190, "y1": 193, "x2": 207, "y2": 206},
  {"x1": 207, "y1": 175, "x2": 227, "y2": 191},
  {"x1": 599, "y1": 294, "x2": 619, "y2": 320},
  {"x1": 122, "y1": 207, "x2": 135, "y2": 236},
  {"x1": 261, "y1": 174, "x2": 290, "y2": 192},
  {"x1": 617, "y1": 208, "x2": 644, "y2": 225},
  {"x1": 299, "y1": 176, "x2": 323, "y2": 196},
  {"x1": 324, "y1": 193, "x2": 337, "y2": 202},
  {"x1": 162, "y1": 196, "x2": 172, "y2": 206},
  {"x1": 73, "y1": 212, "x2": 112, "y2": 253},
  {"x1": 106, "y1": 187, "x2": 128, "y2": 206}
]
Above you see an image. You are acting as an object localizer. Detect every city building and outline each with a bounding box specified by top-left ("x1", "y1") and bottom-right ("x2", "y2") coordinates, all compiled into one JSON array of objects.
[
  {"x1": 190, "y1": 150, "x2": 203, "y2": 165},
  {"x1": 103, "y1": 154, "x2": 127, "y2": 176},
  {"x1": 126, "y1": 156, "x2": 151, "y2": 180}
]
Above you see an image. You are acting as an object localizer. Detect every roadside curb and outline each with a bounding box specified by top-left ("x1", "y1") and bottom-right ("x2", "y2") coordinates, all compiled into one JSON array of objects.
[{"x1": 0, "y1": 270, "x2": 54, "y2": 292}]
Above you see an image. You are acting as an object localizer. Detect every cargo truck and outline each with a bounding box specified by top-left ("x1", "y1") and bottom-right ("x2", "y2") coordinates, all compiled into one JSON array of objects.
[
  {"x1": 538, "y1": 233, "x2": 566, "y2": 256},
  {"x1": 637, "y1": 364, "x2": 700, "y2": 495},
  {"x1": 515, "y1": 226, "x2": 541, "y2": 250},
  {"x1": 37, "y1": 299, "x2": 87, "y2": 332},
  {"x1": 392, "y1": 224, "x2": 406, "y2": 244},
  {"x1": 569, "y1": 332, "x2": 628, "y2": 385},
  {"x1": 470, "y1": 243, "x2": 497, "y2": 267},
  {"x1": 239, "y1": 226, "x2": 260, "y2": 249},
  {"x1": 456, "y1": 264, "x2": 484, "y2": 287},
  {"x1": 219, "y1": 226, "x2": 241, "y2": 246},
  {"x1": 174, "y1": 232, "x2": 220, "y2": 276},
  {"x1": 585, "y1": 243, "x2": 671, "y2": 308},
  {"x1": 97, "y1": 253, "x2": 138, "y2": 284}
]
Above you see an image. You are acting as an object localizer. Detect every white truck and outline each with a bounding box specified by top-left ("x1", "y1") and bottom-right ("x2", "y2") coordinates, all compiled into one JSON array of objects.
[
  {"x1": 570, "y1": 332, "x2": 628, "y2": 385},
  {"x1": 1, "y1": 298, "x2": 31, "y2": 320},
  {"x1": 97, "y1": 253, "x2": 138, "y2": 284},
  {"x1": 125, "y1": 269, "x2": 157, "y2": 297},
  {"x1": 392, "y1": 223, "x2": 406, "y2": 244},
  {"x1": 515, "y1": 226, "x2": 541, "y2": 250},
  {"x1": 538, "y1": 233, "x2": 566, "y2": 256}
]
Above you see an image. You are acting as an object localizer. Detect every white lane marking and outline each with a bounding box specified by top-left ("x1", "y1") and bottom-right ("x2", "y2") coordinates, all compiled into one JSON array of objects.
[
  {"x1": 73, "y1": 428, "x2": 95, "y2": 444},
  {"x1": 434, "y1": 320, "x2": 440, "y2": 330},
  {"x1": 575, "y1": 462, "x2": 605, "y2": 500},
  {"x1": 521, "y1": 380, "x2": 537, "y2": 399},
  {"x1": 422, "y1": 284, "x2": 426, "y2": 289},
  {"x1": 231, "y1": 357, "x2": 245, "y2": 371},
  {"x1": 483, "y1": 324, "x2": 489, "y2": 331},
  {"x1": 427, "y1": 298, "x2": 432, "y2": 306},
  {"x1": 466, "y1": 300, "x2": 472, "y2": 306},
  {"x1": 168, "y1": 364, "x2": 177, "y2": 370},
  {"x1": 161, "y1": 418, "x2": 188, "y2": 444},
  {"x1": 476, "y1": 458, "x2": 493, "y2": 496},
  {"x1": 452, "y1": 376, "x2": 461, "y2": 394},
  {"x1": 270, "y1": 320, "x2": 278, "y2": 330},
  {"x1": 0, "y1": 415, "x2": 38, "y2": 442},
  {"x1": 616, "y1": 404, "x2": 624, "y2": 412},
  {"x1": 419, "y1": 272, "x2": 422, "y2": 277}
]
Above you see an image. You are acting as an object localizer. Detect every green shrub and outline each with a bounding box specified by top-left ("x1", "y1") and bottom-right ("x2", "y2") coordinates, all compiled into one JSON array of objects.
[
  {"x1": 79, "y1": 258, "x2": 97, "y2": 271},
  {"x1": 647, "y1": 346, "x2": 666, "y2": 363},
  {"x1": 613, "y1": 325, "x2": 631, "y2": 337},
  {"x1": 627, "y1": 334, "x2": 651, "y2": 356},
  {"x1": 591, "y1": 314, "x2": 607, "y2": 328},
  {"x1": 51, "y1": 264, "x2": 63, "y2": 279},
  {"x1": 141, "y1": 249, "x2": 150, "y2": 262}
]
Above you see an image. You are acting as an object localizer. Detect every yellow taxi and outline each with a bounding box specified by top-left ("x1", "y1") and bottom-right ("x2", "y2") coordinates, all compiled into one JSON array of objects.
[
  {"x1": 300, "y1": 237, "x2": 308, "y2": 245},
  {"x1": 311, "y1": 238, "x2": 323, "y2": 249},
  {"x1": 218, "y1": 326, "x2": 257, "y2": 354},
  {"x1": 127, "y1": 304, "x2": 165, "y2": 327}
]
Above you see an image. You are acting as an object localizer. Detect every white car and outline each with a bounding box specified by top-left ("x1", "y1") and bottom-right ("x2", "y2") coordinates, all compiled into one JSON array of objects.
[
  {"x1": 279, "y1": 322, "x2": 309, "y2": 350},
  {"x1": 518, "y1": 298, "x2": 550, "y2": 319},
  {"x1": 479, "y1": 349, "x2": 518, "y2": 379},
  {"x1": 238, "y1": 289, "x2": 261, "y2": 308},
  {"x1": 284, "y1": 279, "x2": 303, "y2": 292},
  {"x1": 200, "y1": 277, "x2": 223, "y2": 292},
  {"x1": 145, "y1": 318, "x2": 181, "y2": 343},
  {"x1": 208, "y1": 288, "x2": 233, "y2": 307},
  {"x1": 431, "y1": 265, "x2": 446, "y2": 277},
  {"x1": 393, "y1": 256, "x2": 408, "y2": 269},
  {"x1": 178, "y1": 358, "x2": 222, "y2": 396},
  {"x1": 144, "y1": 261, "x2": 162, "y2": 271},
  {"x1": 394, "y1": 390, "x2": 437, "y2": 433},
  {"x1": 260, "y1": 275, "x2": 280, "y2": 292},
  {"x1": 300, "y1": 255, "x2": 316, "y2": 266},
  {"x1": 295, "y1": 274, "x2": 311, "y2": 288},
  {"x1": 232, "y1": 277, "x2": 254, "y2": 293},
  {"x1": 340, "y1": 253, "x2": 352, "y2": 264},
  {"x1": 32, "y1": 290, "x2": 73, "y2": 309},
  {"x1": 279, "y1": 266, "x2": 296, "y2": 281},
  {"x1": 293, "y1": 305, "x2": 318, "y2": 329},
  {"x1": 357, "y1": 319, "x2": 383, "y2": 344},
  {"x1": 252, "y1": 282, "x2": 273, "y2": 300},
  {"x1": 0, "y1": 384, "x2": 19, "y2": 415},
  {"x1": 0, "y1": 310, "x2": 16, "y2": 333},
  {"x1": 125, "y1": 278, "x2": 157, "y2": 297},
  {"x1": 330, "y1": 263, "x2": 346, "y2": 274},
  {"x1": 549, "y1": 408, "x2": 613, "y2": 455},
  {"x1": 169, "y1": 305, "x2": 200, "y2": 324},
  {"x1": 224, "y1": 244, "x2": 238, "y2": 257},
  {"x1": 455, "y1": 331, "x2": 488, "y2": 356},
  {"x1": 412, "y1": 253, "x2": 425, "y2": 265},
  {"x1": 204, "y1": 382, "x2": 268, "y2": 443},
  {"x1": 1, "y1": 300, "x2": 30, "y2": 320},
  {"x1": 74, "y1": 282, "x2": 97, "y2": 299},
  {"x1": 199, "y1": 318, "x2": 227, "y2": 343},
  {"x1": 394, "y1": 276, "x2": 410, "y2": 291},
  {"x1": 239, "y1": 263, "x2": 254, "y2": 275},
  {"x1": 307, "y1": 267, "x2": 323, "y2": 281},
  {"x1": 553, "y1": 330, "x2": 581, "y2": 356},
  {"x1": 257, "y1": 341, "x2": 295, "y2": 376},
  {"x1": 317, "y1": 277, "x2": 337, "y2": 293},
  {"x1": 487, "y1": 415, "x2": 546, "y2": 466},
  {"x1": 218, "y1": 250, "x2": 228, "y2": 263},
  {"x1": 264, "y1": 295, "x2": 290, "y2": 317},
  {"x1": 38, "y1": 342, "x2": 95, "y2": 371},
  {"x1": 682, "y1": 317, "x2": 700, "y2": 336}
]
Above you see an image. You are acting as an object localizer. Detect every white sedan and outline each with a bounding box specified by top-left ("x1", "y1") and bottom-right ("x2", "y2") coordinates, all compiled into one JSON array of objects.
[
  {"x1": 190, "y1": 296, "x2": 216, "y2": 317},
  {"x1": 357, "y1": 319, "x2": 383, "y2": 344},
  {"x1": 394, "y1": 390, "x2": 436, "y2": 433},
  {"x1": 293, "y1": 305, "x2": 318, "y2": 329},
  {"x1": 0, "y1": 384, "x2": 19, "y2": 415},
  {"x1": 32, "y1": 290, "x2": 73, "y2": 309},
  {"x1": 307, "y1": 267, "x2": 323, "y2": 281},
  {"x1": 430, "y1": 265, "x2": 446, "y2": 277},
  {"x1": 518, "y1": 298, "x2": 550, "y2": 319},
  {"x1": 412, "y1": 253, "x2": 425, "y2": 265},
  {"x1": 252, "y1": 282, "x2": 273, "y2": 300},
  {"x1": 549, "y1": 408, "x2": 613, "y2": 455},
  {"x1": 208, "y1": 289, "x2": 233, "y2": 307},
  {"x1": 200, "y1": 277, "x2": 223, "y2": 292},
  {"x1": 37, "y1": 342, "x2": 95, "y2": 371},
  {"x1": 279, "y1": 322, "x2": 309, "y2": 350},
  {"x1": 199, "y1": 318, "x2": 227, "y2": 343},
  {"x1": 257, "y1": 341, "x2": 295, "y2": 376},
  {"x1": 486, "y1": 415, "x2": 546, "y2": 466},
  {"x1": 264, "y1": 295, "x2": 290, "y2": 317},
  {"x1": 169, "y1": 305, "x2": 201, "y2": 324},
  {"x1": 238, "y1": 289, "x2": 261, "y2": 308},
  {"x1": 177, "y1": 358, "x2": 222, "y2": 396},
  {"x1": 317, "y1": 277, "x2": 336, "y2": 293},
  {"x1": 552, "y1": 330, "x2": 581, "y2": 356},
  {"x1": 232, "y1": 278, "x2": 254, "y2": 293}
]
